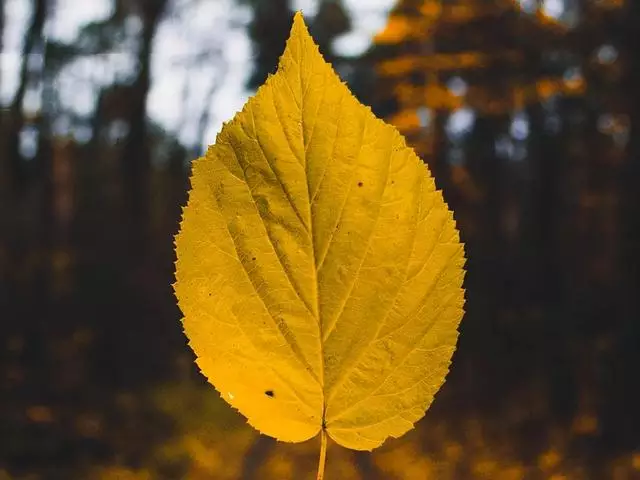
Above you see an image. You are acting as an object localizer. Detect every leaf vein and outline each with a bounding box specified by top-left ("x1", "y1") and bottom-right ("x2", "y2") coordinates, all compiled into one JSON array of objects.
[
  {"x1": 310, "y1": 90, "x2": 345, "y2": 206},
  {"x1": 222, "y1": 136, "x2": 320, "y2": 389},
  {"x1": 321, "y1": 130, "x2": 395, "y2": 343},
  {"x1": 325, "y1": 171, "x2": 427, "y2": 402},
  {"x1": 316, "y1": 114, "x2": 369, "y2": 271},
  {"x1": 303, "y1": 70, "x2": 328, "y2": 156},
  {"x1": 271, "y1": 83, "x2": 304, "y2": 168},
  {"x1": 248, "y1": 102, "x2": 309, "y2": 233},
  {"x1": 328, "y1": 292, "x2": 458, "y2": 424}
]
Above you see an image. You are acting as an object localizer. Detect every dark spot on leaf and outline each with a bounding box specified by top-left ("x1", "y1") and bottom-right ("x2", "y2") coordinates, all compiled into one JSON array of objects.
[
  {"x1": 252, "y1": 256, "x2": 256, "y2": 261},
  {"x1": 265, "y1": 390, "x2": 274, "y2": 398},
  {"x1": 391, "y1": 180, "x2": 395, "y2": 185},
  {"x1": 357, "y1": 181, "x2": 363, "y2": 187}
]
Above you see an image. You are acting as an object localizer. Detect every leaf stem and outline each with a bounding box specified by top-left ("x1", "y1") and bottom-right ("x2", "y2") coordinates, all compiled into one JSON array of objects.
[{"x1": 316, "y1": 428, "x2": 327, "y2": 480}]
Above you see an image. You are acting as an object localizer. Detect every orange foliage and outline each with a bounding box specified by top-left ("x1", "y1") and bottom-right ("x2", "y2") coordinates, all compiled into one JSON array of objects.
[
  {"x1": 388, "y1": 109, "x2": 421, "y2": 132},
  {"x1": 377, "y1": 52, "x2": 512, "y2": 77},
  {"x1": 374, "y1": 16, "x2": 435, "y2": 44}
]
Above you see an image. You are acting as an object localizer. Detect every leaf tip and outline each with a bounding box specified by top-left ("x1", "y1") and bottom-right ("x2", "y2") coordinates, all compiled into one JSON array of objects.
[
  {"x1": 293, "y1": 10, "x2": 305, "y2": 25},
  {"x1": 292, "y1": 10, "x2": 311, "y2": 37}
]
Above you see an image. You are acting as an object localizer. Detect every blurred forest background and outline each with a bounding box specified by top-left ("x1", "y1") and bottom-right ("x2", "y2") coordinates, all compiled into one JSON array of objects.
[{"x1": 1, "y1": 0, "x2": 639, "y2": 478}]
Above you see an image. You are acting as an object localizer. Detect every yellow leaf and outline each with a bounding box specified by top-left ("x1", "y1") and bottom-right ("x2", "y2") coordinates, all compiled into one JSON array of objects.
[{"x1": 174, "y1": 11, "x2": 465, "y2": 454}]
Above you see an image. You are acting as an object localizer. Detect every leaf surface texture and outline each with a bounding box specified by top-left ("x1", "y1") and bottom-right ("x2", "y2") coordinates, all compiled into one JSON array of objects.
[{"x1": 174, "y1": 12, "x2": 465, "y2": 451}]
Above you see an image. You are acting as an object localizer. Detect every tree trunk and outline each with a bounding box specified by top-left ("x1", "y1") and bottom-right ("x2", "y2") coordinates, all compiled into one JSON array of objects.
[
  {"x1": 5, "y1": 0, "x2": 46, "y2": 192},
  {"x1": 603, "y1": 0, "x2": 640, "y2": 453},
  {"x1": 120, "y1": 0, "x2": 168, "y2": 253}
]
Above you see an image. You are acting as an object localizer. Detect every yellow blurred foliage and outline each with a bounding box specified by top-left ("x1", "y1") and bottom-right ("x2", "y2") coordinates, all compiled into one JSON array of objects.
[
  {"x1": 94, "y1": 466, "x2": 153, "y2": 480},
  {"x1": 538, "y1": 449, "x2": 562, "y2": 471},
  {"x1": 571, "y1": 413, "x2": 599, "y2": 435},
  {"x1": 25, "y1": 405, "x2": 54, "y2": 424}
]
